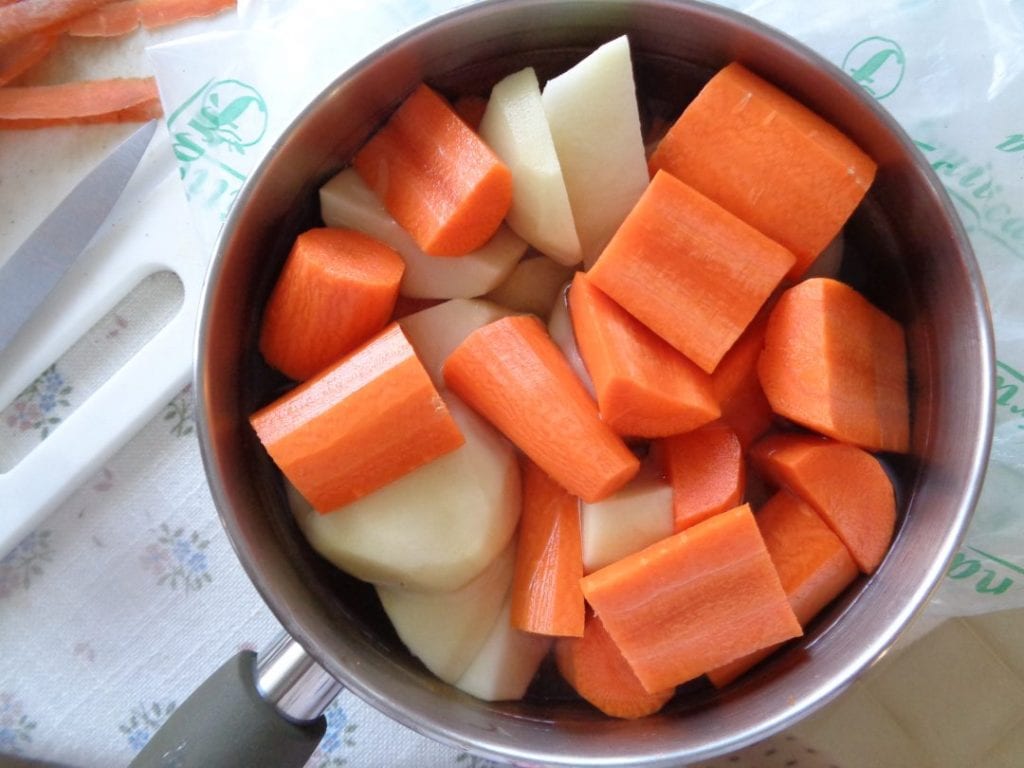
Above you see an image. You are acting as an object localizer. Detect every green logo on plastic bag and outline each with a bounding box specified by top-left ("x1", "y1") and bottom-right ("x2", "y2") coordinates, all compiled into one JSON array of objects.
[
  {"x1": 842, "y1": 37, "x2": 906, "y2": 99},
  {"x1": 915, "y1": 139, "x2": 1024, "y2": 261},
  {"x1": 168, "y1": 79, "x2": 269, "y2": 220},
  {"x1": 997, "y1": 134, "x2": 1024, "y2": 153},
  {"x1": 947, "y1": 548, "x2": 1020, "y2": 596}
]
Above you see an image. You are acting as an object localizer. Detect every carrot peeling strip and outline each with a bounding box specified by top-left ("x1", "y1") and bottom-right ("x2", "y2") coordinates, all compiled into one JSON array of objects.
[
  {"x1": 707, "y1": 489, "x2": 858, "y2": 687},
  {"x1": 750, "y1": 432, "x2": 897, "y2": 574},
  {"x1": 251, "y1": 323, "x2": 465, "y2": 512},
  {"x1": 757, "y1": 277, "x2": 909, "y2": 453},
  {"x1": 661, "y1": 421, "x2": 745, "y2": 533},
  {"x1": 138, "y1": 0, "x2": 235, "y2": 29},
  {"x1": 0, "y1": 0, "x2": 115, "y2": 44},
  {"x1": 0, "y1": 33, "x2": 58, "y2": 86},
  {"x1": 67, "y1": 0, "x2": 235, "y2": 36},
  {"x1": 588, "y1": 170, "x2": 795, "y2": 373},
  {"x1": 556, "y1": 612, "x2": 674, "y2": 719},
  {"x1": 66, "y1": 0, "x2": 140, "y2": 36},
  {"x1": 568, "y1": 272, "x2": 720, "y2": 438},
  {"x1": 259, "y1": 227, "x2": 405, "y2": 382},
  {"x1": 581, "y1": 504, "x2": 801, "y2": 693},
  {"x1": 354, "y1": 83, "x2": 513, "y2": 257},
  {"x1": 510, "y1": 459, "x2": 585, "y2": 637},
  {"x1": 0, "y1": 77, "x2": 161, "y2": 128},
  {"x1": 442, "y1": 314, "x2": 640, "y2": 503},
  {"x1": 649, "y1": 62, "x2": 877, "y2": 279}
]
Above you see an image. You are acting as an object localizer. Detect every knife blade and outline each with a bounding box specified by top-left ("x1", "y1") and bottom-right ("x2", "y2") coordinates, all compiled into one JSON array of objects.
[{"x1": 0, "y1": 120, "x2": 158, "y2": 355}]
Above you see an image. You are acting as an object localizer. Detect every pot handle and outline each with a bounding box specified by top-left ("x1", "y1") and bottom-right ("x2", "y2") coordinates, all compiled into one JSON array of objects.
[{"x1": 129, "y1": 633, "x2": 343, "y2": 768}]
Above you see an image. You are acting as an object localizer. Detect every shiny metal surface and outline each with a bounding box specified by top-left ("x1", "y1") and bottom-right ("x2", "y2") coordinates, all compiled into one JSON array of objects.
[
  {"x1": 194, "y1": 1, "x2": 995, "y2": 765},
  {"x1": 0, "y1": 120, "x2": 157, "y2": 354},
  {"x1": 255, "y1": 633, "x2": 344, "y2": 724}
]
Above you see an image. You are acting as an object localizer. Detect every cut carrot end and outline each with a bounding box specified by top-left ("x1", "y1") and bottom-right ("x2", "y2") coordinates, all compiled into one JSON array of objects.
[
  {"x1": 750, "y1": 432, "x2": 896, "y2": 573},
  {"x1": 354, "y1": 83, "x2": 513, "y2": 257},
  {"x1": 510, "y1": 459, "x2": 585, "y2": 637},
  {"x1": 581, "y1": 504, "x2": 802, "y2": 692},
  {"x1": 556, "y1": 613, "x2": 674, "y2": 719},
  {"x1": 258, "y1": 227, "x2": 405, "y2": 382},
  {"x1": 649, "y1": 62, "x2": 876, "y2": 279},
  {"x1": 251, "y1": 323, "x2": 465, "y2": 512},
  {"x1": 711, "y1": 309, "x2": 775, "y2": 449},
  {"x1": 568, "y1": 272, "x2": 720, "y2": 438},
  {"x1": 707, "y1": 489, "x2": 858, "y2": 687},
  {"x1": 757, "y1": 277, "x2": 909, "y2": 453},
  {"x1": 589, "y1": 170, "x2": 795, "y2": 373},
  {"x1": 442, "y1": 314, "x2": 640, "y2": 503},
  {"x1": 661, "y1": 421, "x2": 745, "y2": 532}
]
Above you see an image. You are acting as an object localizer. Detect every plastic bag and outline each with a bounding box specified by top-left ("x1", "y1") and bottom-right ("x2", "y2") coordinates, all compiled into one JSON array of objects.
[{"x1": 148, "y1": 0, "x2": 1024, "y2": 625}]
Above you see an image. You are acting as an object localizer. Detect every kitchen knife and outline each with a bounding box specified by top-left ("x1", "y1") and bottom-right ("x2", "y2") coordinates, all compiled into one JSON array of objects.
[{"x1": 0, "y1": 120, "x2": 158, "y2": 355}]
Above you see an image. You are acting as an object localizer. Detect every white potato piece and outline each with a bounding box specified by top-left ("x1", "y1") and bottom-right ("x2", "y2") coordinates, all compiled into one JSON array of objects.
[
  {"x1": 542, "y1": 35, "x2": 649, "y2": 269},
  {"x1": 479, "y1": 67, "x2": 582, "y2": 266},
  {"x1": 581, "y1": 462, "x2": 673, "y2": 573},
  {"x1": 547, "y1": 284, "x2": 595, "y2": 398},
  {"x1": 399, "y1": 298, "x2": 513, "y2": 389},
  {"x1": 453, "y1": 594, "x2": 553, "y2": 702},
  {"x1": 319, "y1": 168, "x2": 527, "y2": 298},
  {"x1": 288, "y1": 395, "x2": 521, "y2": 592},
  {"x1": 377, "y1": 539, "x2": 516, "y2": 684},
  {"x1": 484, "y1": 254, "x2": 576, "y2": 321}
]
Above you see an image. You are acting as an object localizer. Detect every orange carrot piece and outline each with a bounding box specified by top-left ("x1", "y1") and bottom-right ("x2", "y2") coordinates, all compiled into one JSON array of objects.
[
  {"x1": 0, "y1": 0, "x2": 114, "y2": 44},
  {"x1": 757, "y1": 277, "x2": 909, "y2": 453},
  {"x1": 581, "y1": 504, "x2": 801, "y2": 693},
  {"x1": 250, "y1": 323, "x2": 465, "y2": 512},
  {"x1": 510, "y1": 458, "x2": 585, "y2": 637},
  {"x1": 442, "y1": 314, "x2": 639, "y2": 503},
  {"x1": 707, "y1": 489, "x2": 858, "y2": 687},
  {"x1": 555, "y1": 613, "x2": 674, "y2": 719},
  {"x1": 750, "y1": 433, "x2": 896, "y2": 573},
  {"x1": 0, "y1": 32, "x2": 57, "y2": 86},
  {"x1": 259, "y1": 228, "x2": 405, "y2": 382},
  {"x1": 568, "y1": 272, "x2": 720, "y2": 438},
  {"x1": 649, "y1": 62, "x2": 877, "y2": 279},
  {"x1": 0, "y1": 77, "x2": 161, "y2": 127},
  {"x1": 453, "y1": 94, "x2": 488, "y2": 131},
  {"x1": 354, "y1": 83, "x2": 513, "y2": 257},
  {"x1": 661, "y1": 421, "x2": 745, "y2": 532},
  {"x1": 710, "y1": 309, "x2": 774, "y2": 449},
  {"x1": 588, "y1": 170, "x2": 795, "y2": 373}
]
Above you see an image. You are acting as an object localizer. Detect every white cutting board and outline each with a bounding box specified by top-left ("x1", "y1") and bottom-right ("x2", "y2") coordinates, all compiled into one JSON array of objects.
[{"x1": 0, "y1": 23, "x2": 233, "y2": 556}]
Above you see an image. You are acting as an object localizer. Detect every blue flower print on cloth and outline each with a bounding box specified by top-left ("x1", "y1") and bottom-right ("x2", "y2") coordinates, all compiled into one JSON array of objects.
[
  {"x1": 4, "y1": 364, "x2": 72, "y2": 440},
  {"x1": 0, "y1": 693, "x2": 37, "y2": 756},
  {"x1": 307, "y1": 699, "x2": 358, "y2": 767},
  {"x1": 140, "y1": 524, "x2": 213, "y2": 593},
  {"x1": 0, "y1": 530, "x2": 53, "y2": 599},
  {"x1": 120, "y1": 701, "x2": 176, "y2": 753}
]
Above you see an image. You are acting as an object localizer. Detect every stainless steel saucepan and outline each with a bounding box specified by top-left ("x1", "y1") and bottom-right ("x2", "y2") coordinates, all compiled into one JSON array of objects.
[{"x1": 132, "y1": 1, "x2": 994, "y2": 766}]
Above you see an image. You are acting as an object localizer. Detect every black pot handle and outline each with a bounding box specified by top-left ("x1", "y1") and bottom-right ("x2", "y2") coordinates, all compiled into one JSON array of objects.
[{"x1": 130, "y1": 635, "x2": 342, "y2": 768}]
